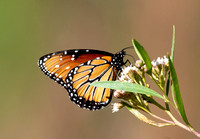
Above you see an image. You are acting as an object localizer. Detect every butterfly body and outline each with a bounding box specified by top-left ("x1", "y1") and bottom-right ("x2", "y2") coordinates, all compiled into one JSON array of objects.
[{"x1": 38, "y1": 49, "x2": 126, "y2": 110}]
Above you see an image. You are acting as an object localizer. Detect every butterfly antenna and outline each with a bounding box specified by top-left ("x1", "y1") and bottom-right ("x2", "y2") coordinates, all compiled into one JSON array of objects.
[
  {"x1": 121, "y1": 46, "x2": 135, "y2": 62},
  {"x1": 122, "y1": 46, "x2": 134, "y2": 51},
  {"x1": 126, "y1": 54, "x2": 135, "y2": 62}
]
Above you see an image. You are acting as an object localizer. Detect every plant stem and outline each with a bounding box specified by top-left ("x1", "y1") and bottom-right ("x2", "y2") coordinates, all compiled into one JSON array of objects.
[
  {"x1": 138, "y1": 106, "x2": 174, "y2": 125},
  {"x1": 150, "y1": 75, "x2": 178, "y2": 111},
  {"x1": 165, "y1": 111, "x2": 200, "y2": 137}
]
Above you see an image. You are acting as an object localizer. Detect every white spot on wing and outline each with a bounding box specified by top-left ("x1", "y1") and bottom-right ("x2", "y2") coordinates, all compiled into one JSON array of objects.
[
  {"x1": 43, "y1": 57, "x2": 48, "y2": 61},
  {"x1": 87, "y1": 60, "x2": 91, "y2": 65},
  {"x1": 55, "y1": 65, "x2": 59, "y2": 68},
  {"x1": 75, "y1": 67, "x2": 78, "y2": 70}
]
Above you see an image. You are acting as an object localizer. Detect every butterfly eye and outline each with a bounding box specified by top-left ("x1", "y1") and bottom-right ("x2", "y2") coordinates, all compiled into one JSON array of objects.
[{"x1": 38, "y1": 49, "x2": 126, "y2": 110}]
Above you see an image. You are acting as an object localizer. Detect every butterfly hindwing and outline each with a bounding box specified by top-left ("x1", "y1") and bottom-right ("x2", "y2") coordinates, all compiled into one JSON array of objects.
[{"x1": 65, "y1": 56, "x2": 117, "y2": 110}]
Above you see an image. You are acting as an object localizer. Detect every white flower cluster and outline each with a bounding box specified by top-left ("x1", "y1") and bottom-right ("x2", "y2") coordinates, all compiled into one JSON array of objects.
[
  {"x1": 151, "y1": 56, "x2": 169, "y2": 67},
  {"x1": 118, "y1": 65, "x2": 136, "y2": 82}
]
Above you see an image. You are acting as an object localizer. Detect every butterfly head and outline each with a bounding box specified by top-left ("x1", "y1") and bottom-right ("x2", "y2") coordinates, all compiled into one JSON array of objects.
[{"x1": 111, "y1": 50, "x2": 126, "y2": 71}]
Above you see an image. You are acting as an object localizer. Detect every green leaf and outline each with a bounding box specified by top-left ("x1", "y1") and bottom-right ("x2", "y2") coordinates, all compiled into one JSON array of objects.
[
  {"x1": 91, "y1": 81, "x2": 164, "y2": 99},
  {"x1": 170, "y1": 25, "x2": 177, "y2": 108},
  {"x1": 168, "y1": 56, "x2": 190, "y2": 126},
  {"x1": 132, "y1": 39, "x2": 152, "y2": 74},
  {"x1": 171, "y1": 25, "x2": 175, "y2": 63}
]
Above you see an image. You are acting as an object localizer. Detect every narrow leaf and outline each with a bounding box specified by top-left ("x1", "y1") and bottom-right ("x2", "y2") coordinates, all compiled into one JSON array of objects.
[
  {"x1": 168, "y1": 56, "x2": 190, "y2": 126},
  {"x1": 91, "y1": 81, "x2": 164, "y2": 99},
  {"x1": 132, "y1": 39, "x2": 152, "y2": 74},
  {"x1": 170, "y1": 25, "x2": 177, "y2": 108},
  {"x1": 171, "y1": 25, "x2": 175, "y2": 63}
]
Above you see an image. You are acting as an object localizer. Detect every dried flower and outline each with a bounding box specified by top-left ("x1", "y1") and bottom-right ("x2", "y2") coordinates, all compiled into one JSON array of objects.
[{"x1": 112, "y1": 102, "x2": 124, "y2": 113}]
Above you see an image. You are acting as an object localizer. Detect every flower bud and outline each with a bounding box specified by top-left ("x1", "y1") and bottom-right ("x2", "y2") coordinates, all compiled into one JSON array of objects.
[
  {"x1": 114, "y1": 90, "x2": 125, "y2": 98},
  {"x1": 135, "y1": 60, "x2": 144, "y2": 68},
  {"x1": 142, "y1": 65, "x2": 147, "y2": 73}
]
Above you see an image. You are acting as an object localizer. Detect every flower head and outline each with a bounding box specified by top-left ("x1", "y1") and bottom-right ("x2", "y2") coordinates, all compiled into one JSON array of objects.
[
  {"x1": 152, "y1": 56, "x2": 169, "y2": 67},
  {"x1": 114, "y1": 90, "x2": 125, "y2": 98},
  {"x1": 119, "y1": 65, "x2": 135, "y2": 83},
  {"x1": 112, "y1": 102, "x2": 124, "y2": 113}
]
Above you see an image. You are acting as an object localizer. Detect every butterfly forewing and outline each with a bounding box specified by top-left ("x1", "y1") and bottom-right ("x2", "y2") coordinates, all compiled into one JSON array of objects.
[{"x1": 38, "y1": 49, "x2": 112, "y2": 83}]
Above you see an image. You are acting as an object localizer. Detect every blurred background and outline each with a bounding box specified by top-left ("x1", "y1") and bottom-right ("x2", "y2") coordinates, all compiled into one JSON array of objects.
[{"x1": 0, "y1": 0, "x2": 200, "y2": 138}]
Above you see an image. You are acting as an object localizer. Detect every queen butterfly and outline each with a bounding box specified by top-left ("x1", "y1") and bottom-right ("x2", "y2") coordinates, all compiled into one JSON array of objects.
[{"x1": 38, "y1": 49, "x2": 127, "y2": 110}]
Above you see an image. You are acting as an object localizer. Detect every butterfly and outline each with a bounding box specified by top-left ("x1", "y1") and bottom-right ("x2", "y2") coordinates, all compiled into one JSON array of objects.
[{"x1": 38, "y1": 48, "x2": 128, "y2": 110}]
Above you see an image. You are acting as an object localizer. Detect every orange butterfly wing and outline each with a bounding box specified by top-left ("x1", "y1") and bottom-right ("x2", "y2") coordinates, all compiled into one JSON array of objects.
[{"x1": 38, "y1": 49, "x2": 118, "y2": 110}]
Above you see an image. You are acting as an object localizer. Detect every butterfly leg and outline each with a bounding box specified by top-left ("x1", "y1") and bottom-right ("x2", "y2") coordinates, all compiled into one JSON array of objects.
[{"x1": 124, "y1": 59, "x2": 132, "y2": 65}]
